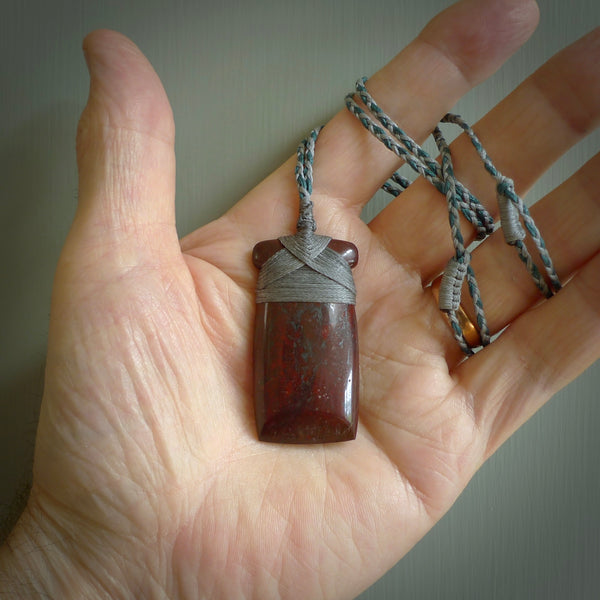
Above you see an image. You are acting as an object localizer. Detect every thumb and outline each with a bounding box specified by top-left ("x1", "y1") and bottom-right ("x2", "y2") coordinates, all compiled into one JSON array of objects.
[{"x1": 74, "y1": 29, "x2": 177, "y2": 248}]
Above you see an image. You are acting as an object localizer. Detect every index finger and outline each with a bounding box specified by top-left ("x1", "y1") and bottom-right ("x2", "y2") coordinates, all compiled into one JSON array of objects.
[{"x1": 220, "y1": 0, "x2": 539, "y2": 235}]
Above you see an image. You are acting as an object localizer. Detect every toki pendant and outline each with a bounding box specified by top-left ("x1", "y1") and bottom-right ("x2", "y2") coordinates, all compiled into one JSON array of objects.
[{"x1": 252, "y1": 237, "x2": 359, "y2": 444}]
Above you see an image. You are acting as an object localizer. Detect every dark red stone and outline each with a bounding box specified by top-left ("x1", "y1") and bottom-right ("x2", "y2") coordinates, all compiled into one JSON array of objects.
[{"x1": 253, "y1": 239, "x2": 359, "y2": 443}]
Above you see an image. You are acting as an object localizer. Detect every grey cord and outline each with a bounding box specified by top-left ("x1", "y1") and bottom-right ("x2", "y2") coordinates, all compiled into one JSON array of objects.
[
  {"x1": 257, "y1": 78, "x2": 561, "y2": 354},
  {"x1": 255, "y1": 129, "x2": 357, "y2": 305},
  {"x1": 346, "y1": 76, "x2": 561, "y2": 353}
]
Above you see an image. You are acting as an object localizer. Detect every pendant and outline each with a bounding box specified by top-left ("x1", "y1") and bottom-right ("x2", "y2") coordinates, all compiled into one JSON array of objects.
[{"x1": 252, "y1": 236, "x2": 359, "y2": 443}]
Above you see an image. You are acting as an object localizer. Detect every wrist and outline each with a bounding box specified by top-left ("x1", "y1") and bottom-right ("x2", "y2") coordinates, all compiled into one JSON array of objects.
[
  {"x1": 0, "y1": 495, "x2": 94, "y2": 599},
  {"x1": 0, "y1": 501, "x2": 70, "y2": 598},
  {"x1": 0, "y1": 503, "x2": 52, "y2": 597},
  {"x1": 1, "y1": 486, "x2": 158, "y2": 599}
]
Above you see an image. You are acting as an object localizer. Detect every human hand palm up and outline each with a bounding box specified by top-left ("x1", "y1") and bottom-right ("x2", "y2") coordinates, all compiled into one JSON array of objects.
[{"x1": 4, "y1": 0, "x2": 599, "y2": 598}]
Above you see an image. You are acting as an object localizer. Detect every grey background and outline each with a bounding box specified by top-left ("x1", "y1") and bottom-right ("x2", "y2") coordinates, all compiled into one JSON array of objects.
[{"x1": 1, "y1": 0, "x2": 598, "y2": 598}]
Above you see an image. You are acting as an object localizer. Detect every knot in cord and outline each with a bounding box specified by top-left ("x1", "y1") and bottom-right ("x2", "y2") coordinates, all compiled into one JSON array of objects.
[
  {"x1": 256, "y1": 128, "x2": 357, "y2": 305},
  {"x1": 496, "y1": 176, "x2": 526, "y2": 244},
  {"x1": 439, "y1": 254, "x2": 470, "y2": 312},
  {"x1": 295, "y1": 127, "x2": 320, "y2": 234},
  {"x1": 345, "y1": 77, "x2": 562, "y2": 352}
]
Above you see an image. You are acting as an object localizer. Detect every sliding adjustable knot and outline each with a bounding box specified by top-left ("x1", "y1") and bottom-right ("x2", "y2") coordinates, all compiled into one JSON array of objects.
[
  {"x1": 497, "y1": 176, "x2": 526, "y2": 244},
  {"x1": 256, "y1": 231, "x2": 356, "y2": 304},
  {"x1": 438, "y1": 253, "x2": 470, "y2": 312},
  {"x1": 342, "y1": 77, "x2": 565, "y2": 353}
]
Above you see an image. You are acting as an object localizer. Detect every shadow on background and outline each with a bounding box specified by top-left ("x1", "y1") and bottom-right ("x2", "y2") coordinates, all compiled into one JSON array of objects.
[
  {"x1": 0, "y1": 102, "x2": 78, "y2": 538},
  {"x1": 0, "y1": 360, "x2": 45, "y2": 542}
]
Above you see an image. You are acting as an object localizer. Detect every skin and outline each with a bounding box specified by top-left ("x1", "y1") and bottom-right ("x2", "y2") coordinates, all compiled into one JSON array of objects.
[{"x1": 0, "y1": 0, "x2": 599, "y2": 597}]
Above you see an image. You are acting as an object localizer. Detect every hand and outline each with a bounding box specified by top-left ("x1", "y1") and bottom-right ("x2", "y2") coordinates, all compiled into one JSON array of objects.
[{"x1": 1, "y1": 0, "x2": 598, "y2": 597}]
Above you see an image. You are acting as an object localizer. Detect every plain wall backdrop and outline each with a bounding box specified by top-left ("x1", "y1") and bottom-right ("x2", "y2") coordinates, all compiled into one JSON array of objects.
[{"x1": 1, "y1": 0, "x2": 598, "y2": 598}]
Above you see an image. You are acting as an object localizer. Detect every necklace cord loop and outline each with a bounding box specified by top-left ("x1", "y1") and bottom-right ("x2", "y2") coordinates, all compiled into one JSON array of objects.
[{"x1": 346, "y1": 77, "x2": 561, "y2": 353}]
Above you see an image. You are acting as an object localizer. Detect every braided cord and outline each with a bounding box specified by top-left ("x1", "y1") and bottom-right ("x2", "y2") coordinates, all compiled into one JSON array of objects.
[
  {"x1": 346, "y1": 77, "x2": 561, "y2": 352},
  {"x1": 346, "y1": 77, "x2": 495, "y2": 238},
  {"x1": 256, "y1": 126, "x2": 357, "y2": 305},
  {"x1": 435, "y1": 126, "x2": 491, "y2": 354},
  {"x1": 295, "y1": 126, "x2": 322, "y2": 233},
  {"x1": 442, "y1": 113, "x2": 561, "y2": 295}
]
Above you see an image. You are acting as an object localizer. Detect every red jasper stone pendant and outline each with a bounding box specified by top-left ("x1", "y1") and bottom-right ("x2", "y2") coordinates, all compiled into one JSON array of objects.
[{"x1": 253, "y1": 238, "x2": 359, "y2": 443}]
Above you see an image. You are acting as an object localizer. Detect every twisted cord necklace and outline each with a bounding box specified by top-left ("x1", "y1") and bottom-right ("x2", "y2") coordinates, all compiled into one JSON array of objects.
[{"x1": 346, "y1": 77, "x2": 561, "y2": 354}]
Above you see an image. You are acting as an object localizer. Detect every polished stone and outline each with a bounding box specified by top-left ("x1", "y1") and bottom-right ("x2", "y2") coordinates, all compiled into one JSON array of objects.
[{"x1": 253, "y1": 238, "x2": 358, "y2": 443}]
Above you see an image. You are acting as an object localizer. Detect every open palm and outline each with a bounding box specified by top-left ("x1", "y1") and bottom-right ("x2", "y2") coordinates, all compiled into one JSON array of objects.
[{"x1": 6, "y1": 0, "x2": 599, "y2": 598}]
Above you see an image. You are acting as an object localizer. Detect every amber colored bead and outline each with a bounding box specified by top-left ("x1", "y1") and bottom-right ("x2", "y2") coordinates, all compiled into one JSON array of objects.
[{"x1": 253, "y1": 238, "x2": 359, "y2": 444}]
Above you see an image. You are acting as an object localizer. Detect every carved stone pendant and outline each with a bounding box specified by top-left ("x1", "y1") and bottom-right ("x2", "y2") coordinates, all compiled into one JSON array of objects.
[{"x1": 253, "y1": 238, "x2": 359, "y2": 443}]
